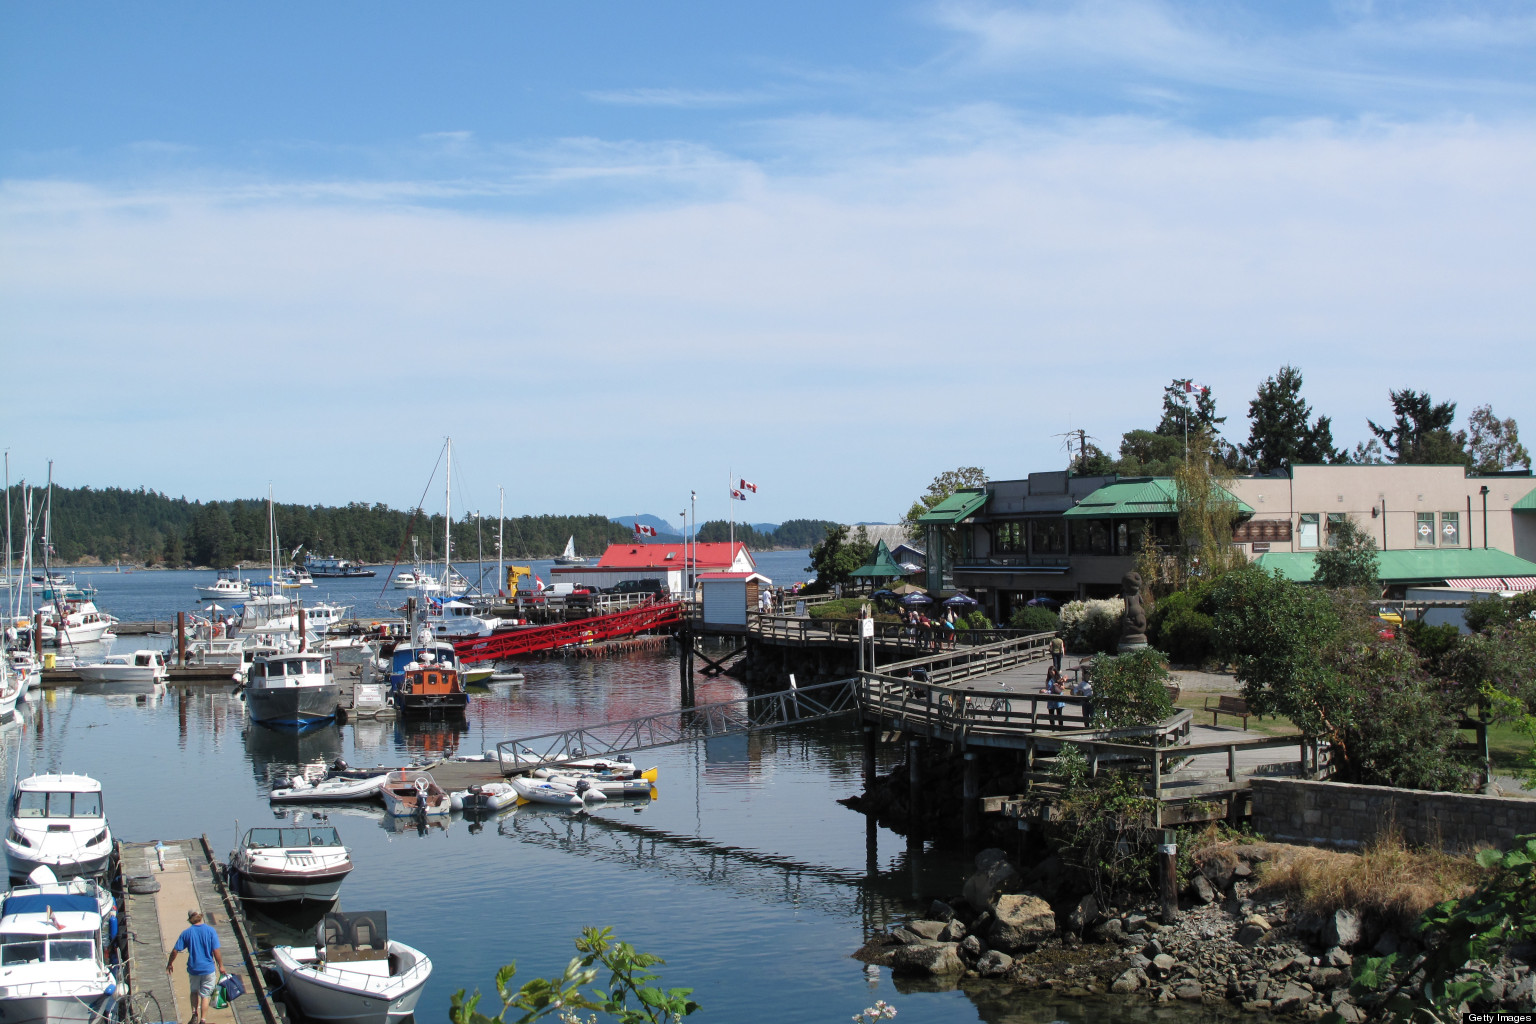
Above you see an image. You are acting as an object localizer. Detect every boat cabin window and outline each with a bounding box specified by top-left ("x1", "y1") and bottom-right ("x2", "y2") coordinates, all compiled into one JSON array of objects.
[
  {"x1": 14, "y1": 791, "x2": 102, "y2": 818},
  {"x1": 0, "y1": 940, "x2": 44, "y2": 965},
  {"x1": 0, "y1": 932, "x2": 96, "y2": 965},
  {"x1": 49, "y1": 932, "x2": 97, "y2": 962},
  {"x1": 247, "y1": 827, "x2": 341, "y2": 848}
]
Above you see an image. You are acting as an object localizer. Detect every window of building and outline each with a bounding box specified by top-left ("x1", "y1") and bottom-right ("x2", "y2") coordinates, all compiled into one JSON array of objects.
[
  {"x1": 1416, "y1": 512, "x2": 1436, "y2": 547},
  {"x1": 1117, "y1": 518, "x2": 1152, "y2": 556},
  {"x1": 993, "y1": 522, "x2": 1026, "y2": 553},
  {"x1": 1440, "y1": 512, "x2": 1460, "y2": 547},
  {"x1": 1326, "y1": 513, "x2": 1347, "y2": 548},
  {"x1": 1298, "y1": 513, "x2": 1319, "y2": 549},
  {"x1": 1069, "y1": 519, "x2": 1113, "y2": 555},
  {"x1": 1029, "y1": 519, "x2": 1065, "y2": 556}
]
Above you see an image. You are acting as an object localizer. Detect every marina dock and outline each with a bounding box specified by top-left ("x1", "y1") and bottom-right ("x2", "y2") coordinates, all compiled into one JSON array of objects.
[{"x1": 117, "y1": 838, "x2": 278, "y2": 1024}]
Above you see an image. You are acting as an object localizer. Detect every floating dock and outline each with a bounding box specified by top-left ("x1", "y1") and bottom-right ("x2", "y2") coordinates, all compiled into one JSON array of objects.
[{"x1": 117, "y1": 838, "x2": 279, "y2": 1024}]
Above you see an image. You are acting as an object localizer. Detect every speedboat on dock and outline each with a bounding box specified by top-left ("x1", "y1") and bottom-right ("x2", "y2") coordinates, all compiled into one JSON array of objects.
[
  {"x1": 271, "y1": 910, "x2": 431, "y2": 1024},
  {"x1": 4, "y1": 775, "x2": 112, "y2": 883},
  {"x1": 0, "y1": 870, "x2": 122, "y2": 1024},
  {"x1": 229, "y1": 824, "x2": 353, "y2": 904}
]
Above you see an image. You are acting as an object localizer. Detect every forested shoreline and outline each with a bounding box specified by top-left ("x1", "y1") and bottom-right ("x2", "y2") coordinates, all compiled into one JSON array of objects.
[{"x1": 1, "y1": 485, "x2": 834, "y2": 567}]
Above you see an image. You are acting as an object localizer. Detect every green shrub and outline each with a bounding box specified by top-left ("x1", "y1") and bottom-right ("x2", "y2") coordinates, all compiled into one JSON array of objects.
[
  {"x1": 1148, "y1": 590, "x2": 1216, "y2": 664},
  {"x1": 1060, "y1": 597, "x2": 1123, "y2": 654},
  {"x1": 960, "y1": 611, "x2": 993, "y2": 630},
  {"x1": 1009, "y1": 606, "x2": 1060, "y2": 635},
  {"x1": 1089, "y1": 647, "x2": 1175, "y2": 729},
  {"x1": 1465, "y1": 592, "x2": 1536, "y2": 634}
]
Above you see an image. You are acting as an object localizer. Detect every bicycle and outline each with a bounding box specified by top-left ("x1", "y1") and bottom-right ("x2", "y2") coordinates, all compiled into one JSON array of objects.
[{"x1": 119, "y1": 990, "x2": 163, "y2": 1024}]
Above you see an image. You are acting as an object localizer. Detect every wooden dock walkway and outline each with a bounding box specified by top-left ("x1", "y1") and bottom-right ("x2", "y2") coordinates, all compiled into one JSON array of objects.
[{"x1": 118, "y1": 838, "x2": 279, "y2": 1024}]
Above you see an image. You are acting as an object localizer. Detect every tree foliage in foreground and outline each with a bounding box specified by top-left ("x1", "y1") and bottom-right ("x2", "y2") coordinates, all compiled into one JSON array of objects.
[
  {"x1": 804, "y1": 524, "x2": 874, "y2": 593},
  {"x1": 1312, "y1": 515, "x2": 1381, "y2": 591},
  {"x1": 901, "y1": 466, "x2": 986, "y2": 540}
]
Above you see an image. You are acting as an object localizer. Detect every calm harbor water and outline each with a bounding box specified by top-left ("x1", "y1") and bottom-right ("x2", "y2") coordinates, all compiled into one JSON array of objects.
[{"x1": 5, "y1": 560, "x2": 1236, "y2": 1023}]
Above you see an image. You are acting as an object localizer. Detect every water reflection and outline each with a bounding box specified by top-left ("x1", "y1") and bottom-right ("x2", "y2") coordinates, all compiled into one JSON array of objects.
[
  {"x1": 243, "y1": 723, "x2": 345, "y2": 785},
  {"x1": 392, "y1": 716, "x2": 468, "y2": 760}
]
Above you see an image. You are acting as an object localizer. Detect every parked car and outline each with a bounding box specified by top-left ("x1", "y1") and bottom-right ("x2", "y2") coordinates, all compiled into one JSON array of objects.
[{"x1": 603, "y1": 578, "x2": 666, "y2": 597}]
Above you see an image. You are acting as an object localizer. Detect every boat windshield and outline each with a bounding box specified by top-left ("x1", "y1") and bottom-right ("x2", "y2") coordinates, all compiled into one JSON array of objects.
[
  {"x1": 246, "y1": 827, "x2": 342, "y2": 849},
  {"x1": 0, "y1": 932, "x2": 96, "y2": 965},
  {"x1": 14, "y1": 791, "x2": 103, "y2": 818}
]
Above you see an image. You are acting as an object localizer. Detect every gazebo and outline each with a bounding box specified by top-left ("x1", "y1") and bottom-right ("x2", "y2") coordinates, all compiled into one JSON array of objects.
[{"x1": 849, "y1": 540, "x2": 909, "y2": 589}]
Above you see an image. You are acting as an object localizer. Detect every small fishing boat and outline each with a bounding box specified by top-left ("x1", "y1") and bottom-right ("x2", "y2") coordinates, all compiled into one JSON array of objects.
[
  {"x1": 379, "y1": 772, "x2": 450, "y2": 818},
  {"x1": 391, "y1": 656, "x2": 468, "y2": 717},
  {"x1": 73, "y1": 650, "x2": 169, "y2": 686},
  {"x1": 305, "y1": 557, "x2": 377, "y2": 579},
  {"x1": 552, "y1": 536, "x2": 585, "y2": 566},
  {"x1": 0, "y1": 870, "x2": 123, "y2": 1024},
  {"x1": 269, "y1": 773, "x2": 390, "y2": 804},
  {"x1": 244, "y1": 652, "x2": 342, "y2": 728},
  {"x1": 271, "y1": 910, "x2": 431, "y2": 1024},
  {"x1": 4, "y1": 775, "x2": 112, "y2": 882},
  {"x1": 507, "y1": 776, "x2": 589, "y2": 808},
  {"x1": 229, "y1": 824, "x2": 353, "y2": 904},
  {"x1": 194, "y1": 570, "x2": 252, "y2": 601}
]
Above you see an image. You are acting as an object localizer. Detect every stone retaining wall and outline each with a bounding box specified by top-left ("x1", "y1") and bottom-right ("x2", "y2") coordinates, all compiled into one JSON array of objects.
[{"x1": 1250, "y1": 777, "x2": 1536, "y2": 852}]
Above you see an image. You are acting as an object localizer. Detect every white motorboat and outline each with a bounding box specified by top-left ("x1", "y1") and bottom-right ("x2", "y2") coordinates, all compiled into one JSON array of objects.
[
  {"x1": 194, "y1": 570, "x2": 252, "y2": 602},
  {"x1": 229, "y1": 825, "x2": 353, "y2": 904},
  {"x1": 40, "y1": 601, "x2": 115, "y2": 647},
  {"x1": 4, "y1": 775, "x2": 112, "y2": 883},
  {"x1": 507, "y1": 776, "x2": 587, "y2": 808},
  {"x1": 552, "y1": 536, "x2": 585, "y2": 566},
  {"x1": 0, "y1": 870, "x2": 123, "y2": 1024},
  {"x1": 269, "y1": 773, "x2": 390, "y2": 804},
  {"x1": 271, "y1": 911, "x2": 431, "y2": 1024},
  {"x1": 543, "y1": 768, "x2": 657, "y2": 799},
  {"x1": 391, "y1": 571, "x2": 420, "y2": 590},
  {"x1": 378, "y1": 772, "x2": 450, "y2": 818},
  {"x1": 73, "y1": 650, "x2": 169, "y2": 686}
]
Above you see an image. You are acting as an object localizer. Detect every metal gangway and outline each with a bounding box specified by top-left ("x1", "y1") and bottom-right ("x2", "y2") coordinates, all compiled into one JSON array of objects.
[
  {"x1": 495, "y1": 677, "x2": 861, "y2": 770},
  {"x1": 455, "y1": 600, "x2": 683, "y2": 663}
]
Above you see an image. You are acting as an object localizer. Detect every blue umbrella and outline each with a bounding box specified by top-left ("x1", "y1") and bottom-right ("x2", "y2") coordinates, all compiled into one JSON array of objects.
[
  {"x1": 873, "y1": 589, "x2": 896, "y2": 599},
  {"x1": 1026, "y1": 597, "x2": 1060, "y2": 610},
  {"x1": 944, "y1": 594, "x2": 980, "y2": 608},
  {"x1": 901, "y1": 593, "x2": 933, "y2": 606}
]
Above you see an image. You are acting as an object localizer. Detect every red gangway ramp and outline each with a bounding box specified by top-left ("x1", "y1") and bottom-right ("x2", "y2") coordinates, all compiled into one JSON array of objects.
[{"x1": 453, "y1": 600, "x2": 684, "y2": 663}]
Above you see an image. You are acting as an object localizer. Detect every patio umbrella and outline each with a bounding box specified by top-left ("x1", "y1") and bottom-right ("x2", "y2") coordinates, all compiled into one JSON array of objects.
[
  {"x1": 890, "y1": 582, "x2": 927, "y2": 595},
  {"x1": 901, "y1": 593, "x2": 933, "y2": 606},
  {"x1": 207, "y1": 604, "x2": 225, "y2": 612},
  {"x1": 872, "y1": 590, "x2": 895, "y2": 599},
  {"x1": 1025, "y1": 597, "x2": 1060, "y2": 610},
  {"x1": 943, "y1": 594, "x2": 979, "y2": 608}
]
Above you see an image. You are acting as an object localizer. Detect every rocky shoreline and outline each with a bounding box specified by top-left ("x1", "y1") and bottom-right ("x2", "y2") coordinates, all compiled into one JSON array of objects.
[{"x1": 855, "y1": 844, "x2": 1535, "y2": 1017}]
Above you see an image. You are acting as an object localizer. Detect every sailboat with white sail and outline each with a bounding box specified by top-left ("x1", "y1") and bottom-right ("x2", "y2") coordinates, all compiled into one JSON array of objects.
[{"x1": 553, "y1": 535, "x2": 585, "y2": 566}]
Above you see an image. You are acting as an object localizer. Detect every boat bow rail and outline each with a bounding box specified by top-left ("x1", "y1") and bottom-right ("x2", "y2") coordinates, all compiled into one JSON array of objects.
[{"x1": 495, "y1": 677, "x2": 861, "y2": 771}]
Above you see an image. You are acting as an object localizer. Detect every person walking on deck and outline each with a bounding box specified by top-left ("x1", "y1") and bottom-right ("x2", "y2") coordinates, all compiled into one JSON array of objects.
[
  {"x1": 167, "y1": 909, "x2": 224, "y2": 1024},
  {"x1": 1049, "y1": 633, "x2": 1064, "y2": 673}
]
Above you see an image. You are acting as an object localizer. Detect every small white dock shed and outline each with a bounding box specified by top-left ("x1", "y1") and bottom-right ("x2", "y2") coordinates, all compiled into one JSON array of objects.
[{"x1": 698, "y1": 572, "x2": 772, "y2": 633}]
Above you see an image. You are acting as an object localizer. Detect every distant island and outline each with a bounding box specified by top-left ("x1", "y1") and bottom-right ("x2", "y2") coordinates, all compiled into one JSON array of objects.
[{"x1": 3, "y1": 483, "x2": 843, "y2": 567}]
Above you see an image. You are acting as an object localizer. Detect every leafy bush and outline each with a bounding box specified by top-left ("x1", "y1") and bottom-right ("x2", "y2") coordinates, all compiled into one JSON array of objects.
[
  {"x1": 1060, "y1": 597, "x2": 1124, "y2": 654},
  {"x1": 1088, "y1": 647, "x2": 1175, "y2": 729},
  {"x1": 1465, "y1": 592, "x2": 1536, "y2": 634},
  {"x1": 960, "y1": 611, "x2": 993, "y2": 630},
  {"x1": 1147, "y1": 589, "x2": 1216, "y2": 665},
  {"x1": 806, "y1": 598, "x2": 897, "y2": 622},
  {"x1": 1009, "y1": 605, "x2": 1060, "y2": 635}
]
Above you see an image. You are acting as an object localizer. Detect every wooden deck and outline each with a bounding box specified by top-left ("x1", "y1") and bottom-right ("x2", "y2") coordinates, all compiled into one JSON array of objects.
[{"x1": 117, "y1": 838, "x2": 279, "y2": 1024}]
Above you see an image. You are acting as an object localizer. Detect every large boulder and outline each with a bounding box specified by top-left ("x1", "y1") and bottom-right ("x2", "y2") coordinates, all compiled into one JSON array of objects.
[
  {"x1": 888, "y1": 942, "x2": 965, "y2": 976},
  {"x1": 907, "y1": 920, "x2": 947, "y2": 941},
  {"x1": 963, "y1": 853, "x2": 1022, "y2": 911},
  {"x1": 986, "y1": 894, "x2": 1057, "y2": 953},
  {"x1": 976, "y1": 950, "x2": 1013, "y2": 977},
  {"x1": 1065, "y1": 893, "x2": 1099, "y2": 934}
]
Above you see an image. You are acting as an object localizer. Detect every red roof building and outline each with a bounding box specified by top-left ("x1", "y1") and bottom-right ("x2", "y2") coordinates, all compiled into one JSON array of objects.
[{"x1": 549, "y1": 542, "x2": 755, "y2": 593}]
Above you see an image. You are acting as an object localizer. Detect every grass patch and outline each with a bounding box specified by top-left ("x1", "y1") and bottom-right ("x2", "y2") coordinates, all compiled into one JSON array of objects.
[
  {"x1": 1173, "y1": 694, "x2": 1301, "y2": 738},
  {"x1": 806, "y1": 598, "x2": 899, "y2": 622},
  {"x1": 1486, "y1": 721, "x2": 1533, "y2": 775},
  {"x1": 1246, "y1": 833, "x2": 1489, "y2": 930}
]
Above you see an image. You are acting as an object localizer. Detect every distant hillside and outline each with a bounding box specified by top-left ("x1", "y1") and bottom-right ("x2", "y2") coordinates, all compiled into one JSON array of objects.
[
  {"x1": 4, "y1": 483, "x2": 642, "y2": 567},
  {"x1": 694, "y1": 518, "x2": 840, "y2": 550},
  {"x1": 607, "y1": 513, "x2": 684, "y2": 541}
]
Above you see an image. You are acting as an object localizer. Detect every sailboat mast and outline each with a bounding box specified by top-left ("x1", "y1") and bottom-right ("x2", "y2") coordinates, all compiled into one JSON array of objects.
[
  {"x1": 3, "y1": 452, "x2": 11, "y2": 611},
  {"x1": 443, "y1": 437, "x2": 452, "y2": 586},
  {"x1": 42, "y1": 461, "x2": 53, "y2": 581},
  {"x1": 497, "y1": 486, "x2": 504, "y2": 597}
]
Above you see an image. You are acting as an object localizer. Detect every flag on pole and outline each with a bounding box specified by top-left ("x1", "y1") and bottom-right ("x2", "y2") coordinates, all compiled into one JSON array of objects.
[
  {"x1": 633, "y1": 523, "x2": 657, "y2": 536},
  {"x1": 730, "y1": 489, "x2": 747, "y2": 501},
  {"x1": 534, "y1": 575, "x2": 546, "y2": 592},
  {"x1": 738, "y1": 478, "x2": 757, "y2": 493}
]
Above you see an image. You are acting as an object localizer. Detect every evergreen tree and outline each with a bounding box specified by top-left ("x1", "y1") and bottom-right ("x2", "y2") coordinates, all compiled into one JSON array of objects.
[
  {"x1": 902, "y1": 466, "x2": 986, "y2": 540},
  {"x1": 1368, "y1": 390, "x2": 1469, "y2": 465},
  {"x1": 1241, "y1": 365, "x2": 1340, "y2": 474},
  {"x1": 1312, "y1": 516, "x2": 1380, "y2": 591},
  {"x1": 1157, "y1": 378, "x2": 1225, "y2": 437}
]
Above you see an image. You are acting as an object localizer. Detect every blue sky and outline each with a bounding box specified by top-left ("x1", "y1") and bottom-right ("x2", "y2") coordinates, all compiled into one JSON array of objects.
[{"x1": 3, "y1": 1, "x2": 1533, "y2": 524}]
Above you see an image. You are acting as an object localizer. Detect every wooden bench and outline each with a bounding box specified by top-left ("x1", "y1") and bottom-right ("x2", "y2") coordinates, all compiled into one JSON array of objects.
[{"x1": 1205, "y1": 695, "x2": 1252, "y2": 730}]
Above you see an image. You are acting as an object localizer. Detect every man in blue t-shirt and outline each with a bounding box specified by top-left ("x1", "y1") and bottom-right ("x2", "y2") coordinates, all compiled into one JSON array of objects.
[{"x1": 166, "y1": 909, "x2": 225, "y2": 1024}]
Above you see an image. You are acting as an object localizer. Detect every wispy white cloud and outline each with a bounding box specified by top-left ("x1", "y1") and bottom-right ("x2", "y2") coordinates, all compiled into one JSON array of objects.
[
  {"x1": 2, "y1": 114, "x2": 1532, "y2": 518},
  {"x1": 583, "y1": 87, "x2": 776, "y2": 108}
]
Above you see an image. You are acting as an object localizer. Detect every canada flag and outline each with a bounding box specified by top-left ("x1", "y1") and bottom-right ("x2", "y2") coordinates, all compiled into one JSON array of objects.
[
  {"x1": 738, "y1": 478, "x2": 758, "y2": 493},
  {"x1": 534, "y1": 575, "x2": 546, "y2": 592},
  {"x1": 633, "y1": 523, "x2": 658, "y2": 536},
  {"x1": 730, "y1": 489, "x2": 747, "y2": 501}
]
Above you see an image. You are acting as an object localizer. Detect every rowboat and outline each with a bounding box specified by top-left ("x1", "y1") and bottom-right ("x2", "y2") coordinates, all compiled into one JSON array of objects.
[{"x1": 379, "y1": 771, "x2": 451, "y2": 818}]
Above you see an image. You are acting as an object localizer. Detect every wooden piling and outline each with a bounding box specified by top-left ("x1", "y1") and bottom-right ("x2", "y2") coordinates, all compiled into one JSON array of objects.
[
  {"x1": 176, "y1": 611, "x2": 187, "y2": 666},
  {"x1": 1158, "y1": 829, "x2": 1179, "y2": 924},
  {"x1": 862, "y1": 724, "x2": 877, "y2": 788}
]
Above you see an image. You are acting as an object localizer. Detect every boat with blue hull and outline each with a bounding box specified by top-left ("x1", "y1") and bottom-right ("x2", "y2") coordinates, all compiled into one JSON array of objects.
[{"x1": 245, "y1": 652, "x2": 342, "y2": 728}]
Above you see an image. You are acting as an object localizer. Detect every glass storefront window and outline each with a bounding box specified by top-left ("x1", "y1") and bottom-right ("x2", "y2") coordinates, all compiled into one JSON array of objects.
[
  {"x1": 1030, "y1": 519, "x2": 1065, "y2": 556},
  {"x1": 993, "y1": 522, "x2": 1026, "y2": 553},
  {"x1": 1326, "y1": 513, "x2": 1347, "y2": 548},
  {"x1": 1117, "y1": 518, "x2": 1151, "y2": 556},
  {"x1": 1416, "y1": 512, "x2": 1436, "y2": 547},
  {"x1": 1299, "y1": 513, "x2": 1319, "y2": 549},
  {"x1": 1069, "y1": 519, "x2": 1113, "y2": 555},
  {"x1": 1440, "y1": 512, "x2": 1460, "y2": 547}
]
